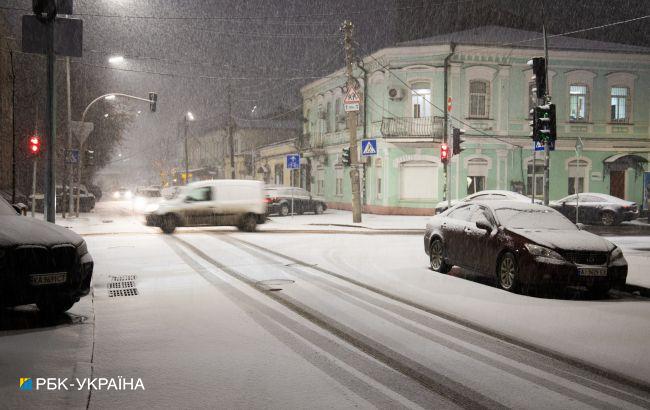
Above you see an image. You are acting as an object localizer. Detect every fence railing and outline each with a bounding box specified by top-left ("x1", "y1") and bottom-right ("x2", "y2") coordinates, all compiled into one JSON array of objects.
[{"x1": 380, "y1": 116, "x2": 444, "y2": 138}]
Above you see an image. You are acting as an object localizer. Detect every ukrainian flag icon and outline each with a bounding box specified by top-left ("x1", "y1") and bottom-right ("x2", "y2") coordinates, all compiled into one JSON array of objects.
[{"x1": 19, "y1": 378, "x2": 32, "y2": 391}]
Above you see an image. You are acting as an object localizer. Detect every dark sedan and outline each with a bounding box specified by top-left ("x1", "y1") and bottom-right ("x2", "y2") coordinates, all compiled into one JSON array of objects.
[
  {"x1": 550, "y1": 193, "x2": 639, "y2": 226},
  {"x1": 264, "y1": 186, "x2": 327, "y2": 216},
  {"x1": 0, "y1": 197, "x2": 93, "y2": 315},
  {"x1": 424, "y1": 200, "x2": 627, "y2": 297}
]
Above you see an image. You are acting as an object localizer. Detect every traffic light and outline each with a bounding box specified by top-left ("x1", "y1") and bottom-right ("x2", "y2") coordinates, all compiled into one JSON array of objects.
[
  {"x1": 32, "y1": 0, "x2": 56, "y2": 21},
  {"x1": 452, "y1": 127, "x2": 466, "y2": 156},
  {"x1": 531, "y1": 104, "x2": 556, "y2": 142},
  {"x1": 440, "y1": 143, "x2": 450, "y2": 164},
  {"x1": 85, "y1": 150, "x2": 95, "y2": 166},
  {"x1": 527, "y1": 57, "x2": 546, "y2": 99},
  {"x1": 149, "y1": 92, "x2": 157, "y2": 112},
  {"x1": 28, "y1": 134, "x2": 41, "y2": 156},
  {"x1": 341, "y1": 147, "x2": 350, "y2": 166}
]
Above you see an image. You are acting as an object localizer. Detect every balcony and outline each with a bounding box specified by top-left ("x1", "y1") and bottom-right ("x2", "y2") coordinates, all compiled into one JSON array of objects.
[{"x1": 380, "y1": 116, "x2": 444, "y2": 139}]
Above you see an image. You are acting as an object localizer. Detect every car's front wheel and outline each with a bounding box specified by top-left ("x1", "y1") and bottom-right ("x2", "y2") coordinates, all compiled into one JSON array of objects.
[
  {"x1": 161, "y1": 214, "x2": 177, "y2": 234},
  {"x1": 498, "y1": 252, "x2": 520, "y2": 292},
  {"x1": 315, "y1": 203, "x2": 324, "y2": 214},
  {"x1": 238, "y1": 214, "x2": 258, "y2": 232},
  {"x1": 280, "y1": 204, "x2": 290, "y2": 217},
  {"x1": 429, "y1": 238, "x2": 451, "y2": 273},
  {"x1": 600, "y1": 211, "x2": 616, "y2": 226}
]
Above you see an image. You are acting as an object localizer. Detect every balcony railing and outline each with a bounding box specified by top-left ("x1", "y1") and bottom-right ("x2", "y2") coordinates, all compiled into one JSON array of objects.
[{"x1": 380, "y1": 116, "x2": 444, "y2": 138}]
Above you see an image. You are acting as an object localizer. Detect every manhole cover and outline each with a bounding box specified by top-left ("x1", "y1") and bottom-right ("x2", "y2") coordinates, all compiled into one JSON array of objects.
[
  {"x1": 102, "y1": 219, "x2": 113, "y2": 223},
  {"x1": 109, "y1": 274, "x2": 137, "y2": 282},
  {"x1": 255, "y1": 279, "x2": 295, "y2": 291},
  {"x1": 108, "y1": 288, "x2": 139, "y2": 297},
  {"x1": 107, "y1": 281, "x2": 136, "y2": 289}
]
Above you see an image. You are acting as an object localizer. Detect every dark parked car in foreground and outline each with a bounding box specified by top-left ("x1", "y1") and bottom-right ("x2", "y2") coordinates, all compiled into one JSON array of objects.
[
  {"x1": 550, "y1": 193, "x2": 639, "y2": 226},
  {"x1": 0, "y1": 197, "x2": 93, "y2": 315},
  {"x1": 424, "y1": 200, "x2": 627, "y2": 297},
  {"x1": 434, "y1": 190, "x2": 541, "y2": 214},
  {"x1": 264, "y1": 186, "x2": 327, "y2": 216}
]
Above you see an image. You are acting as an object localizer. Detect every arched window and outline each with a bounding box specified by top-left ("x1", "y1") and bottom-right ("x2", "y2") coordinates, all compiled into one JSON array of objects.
[
  {"x1": 467, "y1": 158, "x2": 489, "y2": 194},
  {"x1": 469, "y1": 80, "x2": 489, "y2": 118},
  {"x1": 399, "y1": 160, "x2": 438, "y2": 200},
  {"x1": 568, "y1": 159, "x2": 589, "y2": 195}
]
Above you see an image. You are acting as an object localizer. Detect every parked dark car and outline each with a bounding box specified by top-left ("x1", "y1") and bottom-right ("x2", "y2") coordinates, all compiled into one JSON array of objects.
[
  {"x1": 0, "y1": 196, "x2": 93, "y2": 315},
  {"x1": 264, "y1": 186, "x2": 327, "y2": 216},
  {"x1": 550, "y1": 193, "x2": 639, "y2": 226},
  {"x1": 31, "y1": 185, "x2": 96, "y2": 213},
  {"x1": 434, "y1": 190, "x2": 541, "y2": 214},
  {"x1": 424, "y1": 200, "x2": 627, "y2": 297}
]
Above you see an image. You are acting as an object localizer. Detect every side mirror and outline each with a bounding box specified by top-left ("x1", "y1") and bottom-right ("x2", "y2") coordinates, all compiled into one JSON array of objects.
[
  {"x1": 576, "y1": 222, "x2": 585, "y2": 230},
  {"x1": 476, "y1": 220, "x2": 492, "y2": 231}
]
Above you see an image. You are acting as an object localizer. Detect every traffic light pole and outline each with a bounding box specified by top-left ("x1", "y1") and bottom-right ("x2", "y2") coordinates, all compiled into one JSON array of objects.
[
  {"x1": 342, "y1": 20, "x2": 362, "y2": 223},
  {"x1": 44, "y1": 18, "x2": 56, "y2": 222},
  {"x1": 31, "y1": 158, "x2": 37, "y2": 218},
  {"x1": 542, "y1": 23, "x2": 551, "y2": 206}
]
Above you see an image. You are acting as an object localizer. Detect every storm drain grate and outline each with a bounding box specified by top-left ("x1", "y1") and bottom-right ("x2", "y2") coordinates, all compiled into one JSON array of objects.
[
  {"x1": 107, "y1": 281, "x2": 136, "y2": 289},
  {"x1": 107, "y1": 274, "x2": 138, "y2": 297},
  {"x1": 108, "y1": 288, "x2": 139, "y2": 297},
  {"x1": 109, "y1": 274, "x2": 137, "y2": 282}
]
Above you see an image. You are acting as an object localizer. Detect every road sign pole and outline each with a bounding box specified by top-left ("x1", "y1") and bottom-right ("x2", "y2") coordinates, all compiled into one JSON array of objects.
[
  {"x1": 532, "y1": 148, "x2": 536, "y2": 203},
  {"x1": 31, "y1": 158, "x2": 37, "y2": 218},
  {"x1": 44, "y1": 19, "x2": 56, "y2": 223}
]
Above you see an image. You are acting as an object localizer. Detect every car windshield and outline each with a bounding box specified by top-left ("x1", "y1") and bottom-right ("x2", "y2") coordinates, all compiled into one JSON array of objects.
[
  {"x1": 496, "y1": 207, "x2": 578, "y2": 230},
  {"x1": 0, "y1": 198, "x2": 16, "y2": 216}
]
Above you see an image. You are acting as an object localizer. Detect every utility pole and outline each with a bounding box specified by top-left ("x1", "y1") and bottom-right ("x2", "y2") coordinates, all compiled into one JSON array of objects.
[
  {"x1": 44, "y1": 14, "x2": 56, "y2": 222},
  {"x1": 542, "y1": 9, "x2": 551, "y2": 205},
  {"x1": 184, "y1": 115, "x2": 189, "y2": 184},
  {"x1": 10, "y1": 50, "x2": 16, "y2": 204},
  {"x1": 228, "y1": 85, "x2": 235, "y2": 179},
  {"x1": 64, "y1": 57, "x2": 73, "y2": 217},
  {"x1": 342, "y1": 20, "x2": 362, "y2": 223}
]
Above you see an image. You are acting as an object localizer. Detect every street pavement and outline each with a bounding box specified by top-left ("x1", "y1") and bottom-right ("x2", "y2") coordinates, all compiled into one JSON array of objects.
[{"x1": 1, "y1": 201, "x2": 650, "y2": 409}]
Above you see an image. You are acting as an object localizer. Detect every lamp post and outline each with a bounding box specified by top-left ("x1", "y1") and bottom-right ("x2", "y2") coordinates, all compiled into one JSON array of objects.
[{"x1": 184, "y1": 111, "x2": 195, "y2": 185}]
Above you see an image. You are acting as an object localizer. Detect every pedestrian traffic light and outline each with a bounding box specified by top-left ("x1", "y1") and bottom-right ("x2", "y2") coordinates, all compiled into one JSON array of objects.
[
  {"x1": 527, "y1": 57, "x2": 546, "y2": 99},
  {"x1": 452, "y1": 127, "x2": 466, "y2": 156},
  {"x1": 531, "y1": 104, "x2": 556, "y2": 143},
  {"x1": 149, "y1": 92, "x2": 157, "y2": 112},
  {"x1": 342, "y1": 147, "x2": 351, "y2": 166},
  {"x1": 28, "y1": 134, "x2": 41, "y2": 156},
  {"x1": 440, "y1": 143, "x2": 450, "y2": 164}
]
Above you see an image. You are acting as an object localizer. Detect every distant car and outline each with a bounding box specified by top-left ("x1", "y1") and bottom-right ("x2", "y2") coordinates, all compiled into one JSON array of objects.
[
  {"x1": 550, "y1": 193, "x2": 639, "y2": 226},
  {"x1": 435, "y1": 190, "x2": 540, "y2": 214},
  {"x1": 424, "y1": 200, "x2": 627, "y2": 297},
  {"x1": 133, "y1": 187, "x2": 162, "y2": 213},
  {"x1": 0, "y1": 196, "x2": 93, "y2": 315},
  {"x1": 112, "y1": 187, "x2": 132, "y2": 200},
  {"x1": 264, "y1": 186, "x2": 327, "y2": 216},
  {"x1": 31, "y1": 185, "x2": 96, "y2": 213},
  {"x1": 145, "y1": 180, "x2": 267, "y2": 233}
]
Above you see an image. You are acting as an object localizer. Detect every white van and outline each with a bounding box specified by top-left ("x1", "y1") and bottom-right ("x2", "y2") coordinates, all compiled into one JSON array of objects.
[{"x1": 145, "y1": 180, "x2": 267, "y2": 233}]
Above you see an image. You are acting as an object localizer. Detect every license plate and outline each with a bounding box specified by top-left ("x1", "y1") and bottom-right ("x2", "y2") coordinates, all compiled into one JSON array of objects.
[
  {"x1": 29, "y1": 272, "x2": 67, "y2": 286},
  {"x1": 578, "y1": 267, "x2": 607, "y2": 277}
]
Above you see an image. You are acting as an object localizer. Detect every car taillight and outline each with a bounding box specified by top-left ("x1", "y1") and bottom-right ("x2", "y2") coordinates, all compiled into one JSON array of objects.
[{"x1": 264, "y1": 197, "x2": 272, "y2": 203}]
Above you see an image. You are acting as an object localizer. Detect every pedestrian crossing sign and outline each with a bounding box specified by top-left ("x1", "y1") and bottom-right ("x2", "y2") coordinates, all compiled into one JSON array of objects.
[{"x1": 361, "y1": 139, "x2": 377, "y2": 156}]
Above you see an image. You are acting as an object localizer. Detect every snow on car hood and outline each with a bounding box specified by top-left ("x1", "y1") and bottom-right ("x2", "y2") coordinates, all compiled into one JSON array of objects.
[
  {"x1": 0, "y1": 216, "x2": 84, "y2": 248},
  {"x1": 509, "y1": 228, "x2": 614, "y2": 252}
]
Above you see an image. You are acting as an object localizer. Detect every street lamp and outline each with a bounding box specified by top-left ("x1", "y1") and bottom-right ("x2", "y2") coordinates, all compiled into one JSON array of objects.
[
  {"x1": 184, "y1": 111, "x2": 195, "y2": 185},
  {"x1": 108, "y1": 55, "x2": 124, "y2": 64}
]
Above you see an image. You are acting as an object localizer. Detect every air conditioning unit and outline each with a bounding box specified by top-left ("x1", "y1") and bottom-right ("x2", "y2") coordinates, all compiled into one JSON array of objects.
[{"x1": 388, "y1": 87, "x2": 404, "y2": 101}]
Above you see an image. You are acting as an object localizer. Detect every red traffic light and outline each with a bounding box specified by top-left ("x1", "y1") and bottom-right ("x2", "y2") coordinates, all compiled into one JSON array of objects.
[
  {"x1": 28, "y1": 135, "x2": 41, "y2": 155},
  {"x1": 440, "y1": 143, "x2": 450, "y2": 163}
]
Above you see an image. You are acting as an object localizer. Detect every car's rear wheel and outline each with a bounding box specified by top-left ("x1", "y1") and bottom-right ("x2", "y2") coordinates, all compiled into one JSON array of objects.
[
  {"x1": 280, "y1": 204, "x2": 289, "y2": 217},
  {"x1": 161, "y1": 214, "x2": 177, "y2": 234},
  {"x1": 37, "y1": 294, "x2": 75, "y2": 316},
  {"x1": 315, "y1": 203, "x2": 324, "y2": 214},
  {"x1": 600, "y1": 211, "x2": 616, "y2": 226},
  {"x1": 238, "y1": 214, "x2": 257, "y2": 232},
  {"x1": 498, "y1": 252, "x2": 520, "y2": 292},
  {"x1": 429, "y1": 239, "x2": 451, "y2": 273}
]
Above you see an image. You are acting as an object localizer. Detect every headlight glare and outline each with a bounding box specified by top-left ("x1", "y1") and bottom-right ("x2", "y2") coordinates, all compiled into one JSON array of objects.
[{"x1": 525, "y1": 243, "x2": 564, "y2": 260}]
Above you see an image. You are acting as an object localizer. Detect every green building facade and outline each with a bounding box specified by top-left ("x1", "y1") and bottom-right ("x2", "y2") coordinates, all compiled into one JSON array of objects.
[{"x1": 300, "y1": 26, "x2": 650, "y2": 215}]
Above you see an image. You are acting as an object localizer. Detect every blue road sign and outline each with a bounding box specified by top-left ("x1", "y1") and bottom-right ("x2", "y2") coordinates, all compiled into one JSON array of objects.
[
  {"x1": 65, "y1": 149, "x2": 79, "y2": 164},
  {"x1": 534, "y1": 140, "x2": 555, "y2": 151},
  {"x1": 286, "y1": 154, "x2": 301, "y2": 169},
  {"x1": 361, "y1": 139, "x2": 377, "y2": 156}
]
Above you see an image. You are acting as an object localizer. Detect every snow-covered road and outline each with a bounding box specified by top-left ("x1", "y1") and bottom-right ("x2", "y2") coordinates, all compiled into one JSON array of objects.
[{"x1": 2, "y1": 206, "x2": 650, "y2": 408}]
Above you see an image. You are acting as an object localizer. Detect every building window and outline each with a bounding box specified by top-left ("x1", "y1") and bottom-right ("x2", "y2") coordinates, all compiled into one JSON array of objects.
[
  {"x1": 399, "y1": 161, "x2": 437, "y2": 200},
  {"x1": 568, "y1": 159, "x2": 589, "y2": 195},
  {"x1": 466, "y1": 157, "x2": 488, "y2": 194},
  {"x1": 317, "y1": 168, "x2": 324, "y2": 195},
  {"x1": 610, "y1": 87, "x2": 629, "y2": 123},
  {"x1": 335, "y1": 166, "x2": 343, "y2": 196},
  {"x1": 274, "y1": 163, "x2": 283, "y2": 185},
  {"x1": 569, "y1": 85, "x2": 588, "y2": 122},
  {"x1": 376, "y1": 177, "x2": 382, "y2": 199},
  {"x1": 469, "y1": 80, "x2": 489, "y2": 118},
  {"x1": 526, "y1": 160, "x2": 544, "y2": 197},
  {"x1": 411, "y1": 82, "x2": 432, "y2": 118}
]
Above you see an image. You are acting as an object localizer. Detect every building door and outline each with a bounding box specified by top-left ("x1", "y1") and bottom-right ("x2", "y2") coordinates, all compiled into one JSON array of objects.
[{"x1": 610, "y1": 170, "x2": 625, "y2": 199}]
